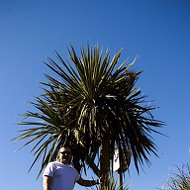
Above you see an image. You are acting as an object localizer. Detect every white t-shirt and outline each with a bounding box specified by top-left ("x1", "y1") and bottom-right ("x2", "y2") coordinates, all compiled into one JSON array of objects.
[{"x1": 43, "y1": 161, "x2": 80, "y2": 190}]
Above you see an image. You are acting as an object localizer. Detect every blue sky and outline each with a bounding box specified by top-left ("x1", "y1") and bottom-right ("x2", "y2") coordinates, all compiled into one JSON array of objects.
[{"x1": 0, "y1": 0, "x2": 190, "y2": 190}]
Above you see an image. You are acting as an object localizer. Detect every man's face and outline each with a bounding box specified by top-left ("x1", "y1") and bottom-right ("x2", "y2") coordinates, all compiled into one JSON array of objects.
[{"x1": 58, "y1": 147, "x2": 72, "y2": 164}]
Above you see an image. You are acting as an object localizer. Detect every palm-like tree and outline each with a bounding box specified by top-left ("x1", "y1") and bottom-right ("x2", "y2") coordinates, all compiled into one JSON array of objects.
[{"x1": 15, "y1": 45, "x2": 163, "y2": 187}]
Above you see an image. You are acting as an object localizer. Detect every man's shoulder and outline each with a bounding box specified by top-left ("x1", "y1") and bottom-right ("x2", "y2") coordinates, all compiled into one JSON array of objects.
[
  {"x1": 43, "y1": 161, "x2": 58, "y2": 176},
  {"x1": 47, "y1": 162, "x2": 77, "y2": 171},
  {"x1": 49, "y1": 161, "x2": 71, "y2": 168},
  {"x1": 46, "y1": 161, "x2": 59, "y2": 167},
  {"x1": 48, "y1": 161, "x2": 57, "y2": 164}
]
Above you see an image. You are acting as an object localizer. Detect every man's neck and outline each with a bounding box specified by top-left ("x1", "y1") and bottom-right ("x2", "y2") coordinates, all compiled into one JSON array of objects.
[{"x1": 59, "y1": 160, "x2": 70, "y2": 165}]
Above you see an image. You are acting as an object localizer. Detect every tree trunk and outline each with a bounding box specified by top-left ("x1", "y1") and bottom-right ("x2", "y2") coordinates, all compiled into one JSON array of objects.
[
  {"x1": 119, "y1": 173, "x2": 123, "y2": 190},
  {"x1": 100, "y1": 138, "x2": 110, "y2": 188}
]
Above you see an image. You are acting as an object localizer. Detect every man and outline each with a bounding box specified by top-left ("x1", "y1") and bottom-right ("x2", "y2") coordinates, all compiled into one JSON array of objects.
[{"x1": 43, "y1": 146, "x2": 100, "y2": 190}]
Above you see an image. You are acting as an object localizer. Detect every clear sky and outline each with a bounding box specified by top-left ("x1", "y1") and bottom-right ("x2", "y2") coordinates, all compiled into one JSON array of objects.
[{"x1": 0, "y1": 0, "x2": 190, "y2": 190}]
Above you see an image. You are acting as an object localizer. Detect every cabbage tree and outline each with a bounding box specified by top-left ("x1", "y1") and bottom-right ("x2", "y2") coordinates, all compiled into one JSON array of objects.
[{"x1": 15, "y1": 45, "x2": 163, "y2": 188}]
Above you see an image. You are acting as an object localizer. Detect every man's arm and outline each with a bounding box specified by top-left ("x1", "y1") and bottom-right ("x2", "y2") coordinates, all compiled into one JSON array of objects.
[
  {"x1": 43, "y1": 175, "x2": 52, "y2": 190},
  {"x1": 76, "y1": 177, "x2": 100, "y2": 187},
  {"x1": 77, "y1": 177, "x2": 100, "y2": 187}
]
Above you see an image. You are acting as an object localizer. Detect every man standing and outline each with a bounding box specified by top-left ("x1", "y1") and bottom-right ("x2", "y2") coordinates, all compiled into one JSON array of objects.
[{"x1": 43, "y1": 146, "x2": 100, "y2": 190}]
